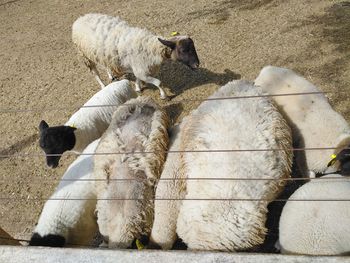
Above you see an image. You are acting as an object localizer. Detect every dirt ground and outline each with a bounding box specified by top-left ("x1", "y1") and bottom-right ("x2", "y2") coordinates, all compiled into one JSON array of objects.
[{"x1": 0, "y1": 0, "x2": 349, "y2": 244}]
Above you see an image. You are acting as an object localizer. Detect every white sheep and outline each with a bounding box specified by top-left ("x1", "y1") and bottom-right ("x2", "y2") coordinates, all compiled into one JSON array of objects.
[
  {"x1": 279, "y1": 174, "x2": 350, "y2": 255},
  {"x1": 94, "y1": 96, "x2": 169, "y2": 248},
  {"x1": 39, "y1": 79, "x2": 137, "y2": 168},
  {"x1": 255, "y1": 66, "x2": 350, "y2": 176},
  {"x1": 150, "y1": 80, "x2": 293, "y2": 251},
  {"x1": 29, "y1": 139, "x2": 100, "y2": 247},
  {"x1": 150, "y1": 123, "x2": 187, "y2": 249},
  {"x1": 72, "y1": 13, "x2": 200, "y2": 99}
]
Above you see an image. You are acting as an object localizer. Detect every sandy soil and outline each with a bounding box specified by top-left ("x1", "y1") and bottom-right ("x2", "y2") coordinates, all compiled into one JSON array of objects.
[{"x1": 0, "y1": 0, "x2": 349, "y2": 245}]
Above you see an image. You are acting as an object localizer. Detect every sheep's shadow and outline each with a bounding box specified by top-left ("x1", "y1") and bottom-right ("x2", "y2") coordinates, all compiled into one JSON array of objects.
[
  {"x1": 159, "y1": 61, "x2": 241, "y2": 97},
  {"x1": 0, "y1": 0, "x2": 23, "y2": 7},
  {"x1": 0, "y1": 134, "x2": 37, "y2": 161},
  {"x1": 163, "y1": 103, "x2": 184, "y2": 125}
]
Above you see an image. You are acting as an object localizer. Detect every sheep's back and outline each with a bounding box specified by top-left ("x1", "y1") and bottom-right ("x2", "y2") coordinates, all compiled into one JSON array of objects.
[
  {"x1": 176, "y1": 80, "x2": 292, "y2": 251},
  {"x1": 279, "y1": 174, "x2": 350, "y2": 255},
  {"x1": 72, "y1": 13, "x2": 163, "y2": 73},
  {"x1": 95, "y1": 96, "x2": 169, "y2": 248},
  {"x1": 255, "y1": 66, "x2": 350, "y2": 173},
  {"x1": 72, "y1": 14, "x2": 124, "y2": 67},
  {"x1": 66, "y1": 80, "x2": 137, "y2": 152}
]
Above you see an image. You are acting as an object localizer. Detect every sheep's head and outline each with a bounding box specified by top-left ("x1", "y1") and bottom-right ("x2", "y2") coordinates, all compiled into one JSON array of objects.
[
  {"x1": 158, "y1": 36, "x2": 200, "y2": 69},
  {"x1": 336, "y1": 145, "x2": 350, "y2": 176},
  {"x1": 38, "y1": 120, "x2": 76, "y2": 168}
]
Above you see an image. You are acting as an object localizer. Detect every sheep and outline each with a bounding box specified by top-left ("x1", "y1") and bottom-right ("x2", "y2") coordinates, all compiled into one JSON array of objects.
[
  {"x1": 72, "y1": 13, "x2": 200, "y2": 99},
  {"x1": 150, "y1": 123, "x2": 187, "y2": 250},
  {"x1": 279, "y1": 173, "x2": 350, "y2": 255},
  {"x1": 29, "y1": 139, "x2": 100, "y2": 247},
  {"x1": 150, "y1": 80, "x2": 293, "y2": 251},
  {"x1": 93, "y1": 96, "x2": 169, "y2": 248},
  {"x1": 255, "y1": 66, "x2": 350, "y2": 176},
  {"x1": 39, "y1": 79, "x2": 137, "y2": 168}
]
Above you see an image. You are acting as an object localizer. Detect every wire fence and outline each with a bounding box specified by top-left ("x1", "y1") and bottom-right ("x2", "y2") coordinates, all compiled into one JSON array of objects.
[
  {"x1": 0, "y1": 146, "x2": 348, "y2": 159},
  {"x1": 1, "y1": 197, "x2": 350, "y2": 202},
  {"x1": 1, "y1": 90, "x2": 349, "y2": 249},
  {"x1": 0, "y1": 90, "x2": 345, "y2": 114},
  {"x1": 0, "y1": 173, "x2": 347, "y2": 183}
]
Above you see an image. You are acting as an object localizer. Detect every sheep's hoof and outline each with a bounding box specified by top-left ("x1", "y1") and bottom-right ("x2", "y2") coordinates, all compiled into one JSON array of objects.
[{"x1": 135, "y1": 86, "x2": 143, "y2": 93}]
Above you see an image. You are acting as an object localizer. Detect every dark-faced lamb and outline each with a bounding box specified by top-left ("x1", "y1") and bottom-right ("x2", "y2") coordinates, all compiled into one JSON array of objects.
[
  {"x1": 39, "y1": 80, "x2": 137, "y2": 168},
  {"x1": 72, "y1": 13, "x2": 200, "y2": 99},
  {"x1": 150, "y1": 80, "x2": 293, "y2": 251},
  {"x1": 255, "y1": 66, "x2": 350, "y2": 176},
  {"x1": 29, "y1": 139, "x2": 99, "y2": 247},
  {"x1": 93, "y1": 96, "x2": 169, "y2": 248}
]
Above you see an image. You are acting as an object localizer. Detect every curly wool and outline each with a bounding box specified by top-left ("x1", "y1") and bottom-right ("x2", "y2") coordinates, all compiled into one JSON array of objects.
[
  {"x1": 72, "y1": 13, "x2": 167, "y2": 80},
  {"x1": 93, "y1": 96, "x2": 169, "y2": 248},
  {"x1": 279, "y1": 174, "x2": 350, "y2": 255},
  {"x1": 151, "y1": 80, "x2": 293, "y2": 251}
]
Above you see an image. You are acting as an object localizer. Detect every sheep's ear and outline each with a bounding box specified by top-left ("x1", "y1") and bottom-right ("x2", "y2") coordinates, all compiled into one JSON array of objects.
[
  {"x1": 65, "y1": 125, "x2": 77, "y2": 131},
  {"x1": 158, "y1": 38, "x2": 176, "y2": 50},
  {"x1": 39, "y1": 120, "x2": 49, "y2": 132}
]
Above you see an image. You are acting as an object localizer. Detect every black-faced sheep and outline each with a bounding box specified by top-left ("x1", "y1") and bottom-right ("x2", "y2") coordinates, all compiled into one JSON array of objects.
[
  {"x1": 39, "y1": 80, "x2": 137, "y2": 168},
  {"x1": 29, "y1": 139, "x2": 99, "y2": 247}
]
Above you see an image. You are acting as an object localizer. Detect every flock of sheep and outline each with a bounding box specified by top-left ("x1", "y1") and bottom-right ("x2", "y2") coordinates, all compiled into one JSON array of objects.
[{"x1": 27, "y1": 13, "x2": 350, "y2": 255}]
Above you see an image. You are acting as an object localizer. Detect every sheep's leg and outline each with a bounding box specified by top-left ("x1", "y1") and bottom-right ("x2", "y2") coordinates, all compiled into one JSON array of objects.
[
  {"x1": 84, "y1": 58, "x2": 105, "y2": 88},
  {"x1": 142, "y1": 76, "x2": 168, "y2": 100},
  {"x1": 107, "y1": 69, "x2": 114, "y2": 81},
  {"x1": 150, "y1": 190, "x2": 183, "y2": 249},
  {"x1": 93, "y1": 70, "x2": 106, "y2": 88},
  {"x1": 135, "y1": 78, "x2": 143, "y2": 93}
]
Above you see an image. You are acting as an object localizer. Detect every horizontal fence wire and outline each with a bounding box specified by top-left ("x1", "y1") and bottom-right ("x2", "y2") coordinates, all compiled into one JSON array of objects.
[
  {"x1": 0, "y1": 174, "x2": 347, "y2": 182},
  {"x1": 1, "y1": 197, "x2": 350, "y2": 202},
  {"x1": 0, "y1": 90, "x2": 345, "y2": 114},
  {"x1": 0, "y1": 147, "x2": 348, "y2": 159}
]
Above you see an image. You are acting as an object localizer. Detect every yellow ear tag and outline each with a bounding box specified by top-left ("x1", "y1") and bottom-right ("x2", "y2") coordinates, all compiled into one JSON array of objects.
[
  {"x1": 171, "y1": 31, "x2": 179, "y2": 36},
  {"x1": 69, "y1": 124, "x2": 76, "y2": 129},
  {"x1": 135, "y1": 239, "x2": 145, "y2": 250},
  {"x1": 327, "y1": 154, "x2": 337, "y2": 167}
]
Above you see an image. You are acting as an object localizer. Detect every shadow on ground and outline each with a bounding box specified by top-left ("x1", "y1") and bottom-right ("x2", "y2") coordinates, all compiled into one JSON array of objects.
[
  {"x1": 0, "y1": 134, "x2": 37, "y2": 161},
  {"x1": 185, "y1": 0, "x2": 278, "y2": 25},
  {"x1": 160, "y1": 62, "x2": 241, "y2": 97},
  {"x1": 282, "y1": 1, "x2": 350, "y2": 87}
]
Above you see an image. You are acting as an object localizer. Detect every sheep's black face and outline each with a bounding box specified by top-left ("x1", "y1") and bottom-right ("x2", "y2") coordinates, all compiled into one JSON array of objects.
[
  {"x1": 38, "y1": 120, "x2": 76, "y2": 168},
  {"x1": 337, "y1": 146, "x2": 350, "y2": 176},
  {"x1": 158, "y1": 37, "x2": 200, "y2": 69},
  {"x1": 29, "y1": 232, "x2": 66, "y2": 247}
]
